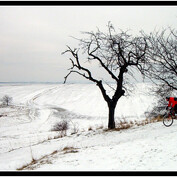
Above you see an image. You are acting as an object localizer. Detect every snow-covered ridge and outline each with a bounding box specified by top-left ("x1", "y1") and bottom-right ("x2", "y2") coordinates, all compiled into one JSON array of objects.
[
  {"x1": 0, "y1": 83, "x2": 155, "y2": 119},
  {"x1": 2, "y1": 83, "x2": 172, "y2": 171}
]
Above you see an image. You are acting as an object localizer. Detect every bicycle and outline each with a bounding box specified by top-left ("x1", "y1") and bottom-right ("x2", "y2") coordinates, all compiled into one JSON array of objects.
[{"x1": 163, "y1": 108, "x2": 177, "y2": 127}]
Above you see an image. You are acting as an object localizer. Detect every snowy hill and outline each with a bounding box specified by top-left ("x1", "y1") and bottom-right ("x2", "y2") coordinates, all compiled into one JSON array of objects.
[{"x1": 0, "y1": 83, "x2": 176, "y2": 171}]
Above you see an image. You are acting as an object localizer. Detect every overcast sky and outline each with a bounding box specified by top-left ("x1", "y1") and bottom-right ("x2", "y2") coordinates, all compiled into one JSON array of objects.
[{"x1": 0, "y1": 5, "x2": 176, "y2": 83}]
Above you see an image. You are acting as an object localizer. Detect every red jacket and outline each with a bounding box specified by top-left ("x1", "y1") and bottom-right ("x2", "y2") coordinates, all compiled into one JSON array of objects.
[{"x1": 168, "y1": 97, "x2": 177, "y2": 108}]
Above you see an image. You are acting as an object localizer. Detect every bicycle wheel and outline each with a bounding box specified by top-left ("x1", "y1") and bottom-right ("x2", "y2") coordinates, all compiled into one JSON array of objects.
[{"x1": 163, "y1": 113, "x2": 173, "y2": 127}]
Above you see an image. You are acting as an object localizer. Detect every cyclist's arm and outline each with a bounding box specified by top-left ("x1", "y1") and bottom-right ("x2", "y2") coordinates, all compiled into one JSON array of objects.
[{"x1": 168, "y1": 100, "x2": 172, "y2": 107}]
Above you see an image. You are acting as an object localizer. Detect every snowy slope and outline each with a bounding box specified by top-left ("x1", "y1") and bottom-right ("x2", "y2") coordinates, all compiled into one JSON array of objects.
[
  {"x1": 30, "y1": 122, "x2": 177, "y2": 171},
  {"x1": 0, "y1": 83, "x2": 156, "y2": 118},
  {"x1": 0, "y1": 83, "x2": 176, "y2": 171}
]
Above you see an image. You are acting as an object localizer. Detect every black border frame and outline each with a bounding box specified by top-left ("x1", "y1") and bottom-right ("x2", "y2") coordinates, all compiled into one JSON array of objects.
[
  {"x1": 1, "y1": 171, "x2": 177, "y2": 175},
  {"x1": 0, "y1": 1, "x2": 177, "y2": 175},
  {"x1": 0, "y1": 1, "x2": 176, "y2": 6}
]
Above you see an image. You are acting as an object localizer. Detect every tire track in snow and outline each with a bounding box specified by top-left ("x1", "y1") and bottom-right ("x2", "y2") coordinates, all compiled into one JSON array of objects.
[{"x1": 26, "y1": 86, "x2": 59, "y2": 123}]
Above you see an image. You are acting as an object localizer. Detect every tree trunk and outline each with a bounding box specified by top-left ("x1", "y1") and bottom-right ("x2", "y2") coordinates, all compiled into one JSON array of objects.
[{"x1": 108, "y1": 104, "x2": 116, "y2": 129}]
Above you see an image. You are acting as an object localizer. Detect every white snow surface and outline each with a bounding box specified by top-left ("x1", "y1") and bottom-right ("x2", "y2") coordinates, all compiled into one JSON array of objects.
[{"x1": 0, "y1": 83, "x2": 176, "y2": 171}]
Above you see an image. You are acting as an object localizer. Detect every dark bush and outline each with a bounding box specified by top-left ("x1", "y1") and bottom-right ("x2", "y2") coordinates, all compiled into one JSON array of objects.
[
  {"x1": 52, "y1": 120, "x2": 69, "y2": 137},
  {"x1": 1, "y1": 95, "x2": 13, "y2": 106}
]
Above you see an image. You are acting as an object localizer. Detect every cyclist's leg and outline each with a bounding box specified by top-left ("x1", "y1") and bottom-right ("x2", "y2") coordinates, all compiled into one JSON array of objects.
[
  {"x1": 174, "y1": 104, "x2": 177, "y2": 114},
  {"x1": 170, "y1": 108, "x2": 175, "y2": 118}
]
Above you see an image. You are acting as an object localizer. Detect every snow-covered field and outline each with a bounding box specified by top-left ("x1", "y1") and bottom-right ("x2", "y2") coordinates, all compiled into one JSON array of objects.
[{"x1": 0, "y1": 83, "x2": 176, "y2": 171}]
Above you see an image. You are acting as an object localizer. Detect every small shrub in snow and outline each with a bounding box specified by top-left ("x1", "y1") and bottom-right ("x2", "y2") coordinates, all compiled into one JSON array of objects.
[
  {"x1": 115, "y1": 120, "x2": 133, "y2": 131},
  {"x1": 1, "y1": 95, "x2": 13, "y2": 106},
  {"x1": 71, "y1": 121, "x2": 79, "y2": 135},
  {"x1": 52, "y1": 120, "x2": 69, "y2": 137}
]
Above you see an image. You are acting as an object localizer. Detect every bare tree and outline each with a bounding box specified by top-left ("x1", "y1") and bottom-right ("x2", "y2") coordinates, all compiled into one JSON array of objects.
[
  {"x1": 143, "y1": 28, "x2": 177, "y2": 92},
  {"x1": 1, "y1": 95, "x2": 13, "y2": 106},
  {"x1": 62, "y1": 23, "x2": 148, "y2": 129},
  {"x1": 142, "y1": 28, "x2": 177, "y2": 116}
]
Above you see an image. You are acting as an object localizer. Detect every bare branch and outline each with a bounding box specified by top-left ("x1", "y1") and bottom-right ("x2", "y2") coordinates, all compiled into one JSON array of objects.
[{"x1": 142, "y1": 28, "x2": 177, "y2": 94}]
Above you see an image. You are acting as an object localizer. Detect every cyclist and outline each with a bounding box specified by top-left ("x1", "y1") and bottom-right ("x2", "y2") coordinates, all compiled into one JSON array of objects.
[{"x1": 166, "y1": 97, "x2": 177, "y2": 114}]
